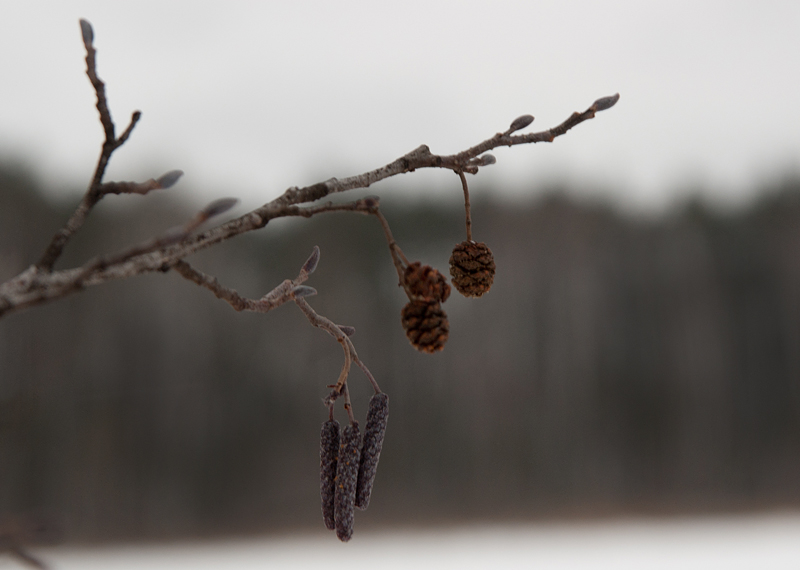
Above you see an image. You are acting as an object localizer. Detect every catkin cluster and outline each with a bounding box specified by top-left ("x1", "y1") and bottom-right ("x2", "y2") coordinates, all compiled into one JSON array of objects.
[{"x1": 320, "y1": 393, "x2": 389, "y2": 541}]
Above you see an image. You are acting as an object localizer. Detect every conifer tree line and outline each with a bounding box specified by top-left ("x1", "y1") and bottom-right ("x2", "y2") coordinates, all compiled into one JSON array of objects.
[{"x1": 3, "y1": 166, "x2": 800, "y2": 542}]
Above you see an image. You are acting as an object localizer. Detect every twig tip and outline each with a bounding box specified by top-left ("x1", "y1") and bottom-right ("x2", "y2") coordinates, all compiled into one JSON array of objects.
[
  {"x1": 79, "y1": 19, "x2": 94, "y2": 47},
  {"x1": 302, "y1": 246, "x2": 321, "y2": 275},
  {"x1": 592, "y1": 93, "x2": 620, "y2": 112},
  {"x1": 201, "y1": 197, "x2": 239, "y2": 219},
  {"x1": 507, "y1": 114, "x2": 534, "y2": 134},
  {"x1": 156, "y1": 170, "x2": 184, "y2": 189}
]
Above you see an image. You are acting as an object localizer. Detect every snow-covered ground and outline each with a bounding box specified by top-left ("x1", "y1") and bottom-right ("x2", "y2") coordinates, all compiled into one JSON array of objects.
[{"x1": 38, "y1": 512, "x2": 800, "y2": 570}]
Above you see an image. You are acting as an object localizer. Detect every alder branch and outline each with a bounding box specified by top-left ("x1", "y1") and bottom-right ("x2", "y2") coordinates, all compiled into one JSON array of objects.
[
  {"x1": 171, "y1": 247, "x2": 377, "y2": 402},
  {"x1": 0, "y1": 19, "x2": 620, "y2": 549},
  {"x1": 0, "y1": 18, "x2": 618, "y2": 320},
  {"x1": 0, "y1": 96, "x2": 618, "y2": 318}
]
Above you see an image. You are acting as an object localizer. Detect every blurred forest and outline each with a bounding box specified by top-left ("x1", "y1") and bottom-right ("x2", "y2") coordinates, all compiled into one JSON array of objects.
[{"x1": 2, "y1": 163, "x2": 800, "y2": 543}]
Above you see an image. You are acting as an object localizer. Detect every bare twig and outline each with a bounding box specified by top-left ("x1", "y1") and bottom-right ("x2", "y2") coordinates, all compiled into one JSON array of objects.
[
  {"x1": 457, "y1": 170, "x2": 473, "y2": 242},
  {"x1": 36, "y1": 20, "x2": 145, "y2": 272},
  {"x1": 171, "y1": 247, "x2": 368, "y2": 403},
  {"x1": 0, "y1": 19, "x2": 618, "y2": 318}
]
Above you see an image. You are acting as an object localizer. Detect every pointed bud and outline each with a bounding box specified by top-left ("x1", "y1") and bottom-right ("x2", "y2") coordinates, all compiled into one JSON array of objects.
[
  {"x1": 592, "y1": 93, "x2": 620, "y2": 112},
  {"x1": 156, "y1": 170, "x2": 184, "y2": 189},
  {"x1": 508, "y1": 114, "x2": 534, "y2": 133},
  {"x1": 302, "y1": 246, "x2": 321, "y2": 275},
  {"x1": 292, "y1": 285, "x2": 317, "y2": 299},
  {"x1": 79, "y1": 19, "x2": 94, "y2": 46},
  {"x1": 201, "y1": 197, "x2": 238, "y2": 218},
  {"x1": 338, "y1": 325, "x2": 356, "y2": 337}
]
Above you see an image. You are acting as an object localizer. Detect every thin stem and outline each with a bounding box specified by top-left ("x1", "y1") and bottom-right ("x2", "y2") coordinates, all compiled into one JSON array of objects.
[
  {"x1": 457, "y1": 170, "x2": 473, "y2": 242},
  {"x1": 342, "y1": 383, "x2": 356, "y2": 426},
  {"x1": 344, "y1": 335, "x2": 381, "y2": 394},
  {"x1": 370, "y1": 208, "x2": 417, "y2": 301}
]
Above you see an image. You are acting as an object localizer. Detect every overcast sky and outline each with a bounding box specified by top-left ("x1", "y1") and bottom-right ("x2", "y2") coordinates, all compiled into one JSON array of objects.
[{"x1": 2, "y1": 1, "x2": 800, "y2": 213}]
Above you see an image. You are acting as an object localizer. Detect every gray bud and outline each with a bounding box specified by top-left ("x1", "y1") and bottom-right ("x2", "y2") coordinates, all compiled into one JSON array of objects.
[
  {"x1": 292, "y1": 285, "x2": 317, "y2": 299},
  {"x1": 592, "y1": 93, "x2": 620, "y2": 112},
  {"x1": 302, "y1": 246, "x2": 321, "y2": 275},
  {"x1": 79, "y1": 19, "x2": 94, "y2": 46},
  {"x1": 201, "y1": 197, "x2": 238, "y2": 218},
  {"x1": 156, "y1": 170, "x2": 184, "y2": 189},
  {"x1": 508, "y1": 114, "x2": 534, "y2": 133}
]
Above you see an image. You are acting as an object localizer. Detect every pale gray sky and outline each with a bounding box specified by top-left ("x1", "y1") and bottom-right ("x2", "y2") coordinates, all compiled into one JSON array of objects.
[{"x1": 2, "y1": 1, "x2": 800, "y2": 213}]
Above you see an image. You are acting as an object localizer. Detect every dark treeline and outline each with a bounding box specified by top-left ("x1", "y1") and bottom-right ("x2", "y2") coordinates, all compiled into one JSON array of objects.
[{"x1": 2, "y1": 164, "x2": 800, "y2": 542}]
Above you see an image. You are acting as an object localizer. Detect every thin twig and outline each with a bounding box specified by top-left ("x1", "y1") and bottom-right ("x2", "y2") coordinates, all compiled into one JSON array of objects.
[
  {"x1": 342, "y1": 383, "x2": 356, "y2": 426},
  {"x1": 36, "y1": 21, "x2": 143, "y2": 272},
  {"x1": 457, "y1": 170, "x2": 473, "y2": 242},
  {"x1": 0, "y1": 18, "x2": 618, "y2": 320}
]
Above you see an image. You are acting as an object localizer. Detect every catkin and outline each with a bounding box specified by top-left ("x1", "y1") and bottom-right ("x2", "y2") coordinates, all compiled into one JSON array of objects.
[
  {"x1": 334, "y1": 422, "x2": 361, "y2": 542},
  {"x1": 319, "y1": 419, "x2": 340, "y2": 531},
  {"x1": 355, "y1": 393, "x2": 389, "y2": 510}
]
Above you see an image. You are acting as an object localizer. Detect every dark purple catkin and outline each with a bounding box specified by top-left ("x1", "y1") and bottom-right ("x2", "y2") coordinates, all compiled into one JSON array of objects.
[
  {"x1": 334, "y1": 422, "x2": 361, "y2": 542},
  {"x1": 355, "y1": 393, "x2": 389, "y2": 510},
  {"x1": 319, "y1": 419, "x2": 340, "y2": 531}
]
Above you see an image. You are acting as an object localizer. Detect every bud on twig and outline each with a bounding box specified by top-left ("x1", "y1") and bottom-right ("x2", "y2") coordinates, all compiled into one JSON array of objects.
[
  {"x1": 201, "y1": 197, "x2": 238, "y2": 219},
  {"x1": 334, "y1": 423, "x2": 361, "y2": 541},
  {"x1": 291, "y1": 285, "x2": 317, "y2": 299},
  {"x1": 320, "y1": 419, "x2": 340, "y2": 530},
  {"x1": 355, "y1": 393, "x2": 389, "y2": 510},
  {"x1": 506, "y1": 114, "x2": 534, "y2": 134},
  {"x1": 155, "y1": 170, "x2": 184, "y2": 189},
  {"x1": 591, "y1": 93, "x2": 620, "y2": 112},
  {"x1": 338, "y1": 325, "x2": 356, "y2": 337},
  {"x1": 79, "y1": 19, "x2": 94, "y2": 46},
  {"x1": 302, "y1": 246, "x2": 321, "y2": 275}
]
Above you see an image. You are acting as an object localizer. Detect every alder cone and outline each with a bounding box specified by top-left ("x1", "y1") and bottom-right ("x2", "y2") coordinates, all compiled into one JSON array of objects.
[
  {"x1": 401, "y1": 300, "x2": 449, "y2": 353},
  {"x1": 403, "y1": 262, "x2": 451, "y2": 302},
  {"x1": 449, "y1": 241, "x2": 496, "y2": 298}
]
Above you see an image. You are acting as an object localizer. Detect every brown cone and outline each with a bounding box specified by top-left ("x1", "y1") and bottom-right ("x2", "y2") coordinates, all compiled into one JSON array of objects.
[
  {"x1": 403, "y1": 262, "x2": 451, "y2": 303},
  {"x1": 449, "y1": 241, "x2": 496, "y2": 298},
  {"x1": 401, "y1": 301, "x2": 449, "y2": 353}
]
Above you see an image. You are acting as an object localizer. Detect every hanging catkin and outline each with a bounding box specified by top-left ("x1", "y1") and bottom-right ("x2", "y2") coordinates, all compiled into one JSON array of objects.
[
  {"x1": 355, "y1": 392, "x2": 389, "y2": 510},
  {"x1": 334, "y1": 422, "x2": 361, "y2": 541},
  {"x1": 319, "y1": 419, "x2": 340, "y2": 530}
]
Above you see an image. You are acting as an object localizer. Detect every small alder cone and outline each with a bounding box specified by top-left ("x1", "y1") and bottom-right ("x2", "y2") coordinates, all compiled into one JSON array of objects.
[
  {"x1": 334, "y1": 422, "x2": 361, "y2": 542},
  {"x1": 355, "y1": 392, "x2": 389, "y2": 510},
  {"x1": 449, "y1": 241, "x2": 496, "y2": 298},
  {"x1": 403, "y1": 262, "x2": 451, "y2": 303},
  {"x1": 401, "y1": 300, "x2": 449, "y2": 353},
  {"x1": 319, "y1": 419, "x2": 341, "y2": 531}
]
